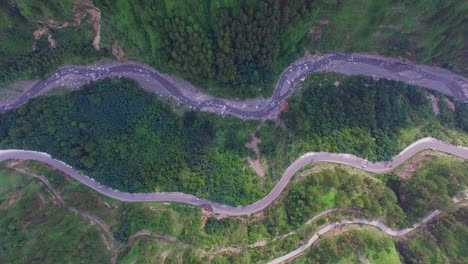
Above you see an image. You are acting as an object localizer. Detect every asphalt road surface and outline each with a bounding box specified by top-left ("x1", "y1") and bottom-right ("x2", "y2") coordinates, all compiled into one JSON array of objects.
[
  {"x1": 1, "y1": 53, "x2": 467, "y2": 118},
  {"x1": 1, "y1": 137, "x2": 467, "y2": 216}
]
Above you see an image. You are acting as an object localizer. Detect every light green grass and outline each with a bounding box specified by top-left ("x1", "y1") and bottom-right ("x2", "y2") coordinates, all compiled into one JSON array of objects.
[
  {"x1": 0, "y1": 169, "x2": 23, "y2": 188},
  {"x1": 0, "y1": 168, "x2": 111, "y2": 263},
  {"x1": 309, "y1": 0, "x2": 467, "y2": 75}
]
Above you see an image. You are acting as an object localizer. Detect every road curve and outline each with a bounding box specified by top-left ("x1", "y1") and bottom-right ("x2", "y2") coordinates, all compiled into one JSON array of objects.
[
  {"x1": 267, "y1": 209, "x2": 444, "y2": 264},
  {"x1": 1, "y1": 137, "x2": 467, "y2": 216},
  {"x1": 1, "y1": 53, "x2": 467, "y2": 118}
]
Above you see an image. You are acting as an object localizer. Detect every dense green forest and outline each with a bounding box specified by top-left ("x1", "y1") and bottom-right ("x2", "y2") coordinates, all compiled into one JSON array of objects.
[
  {"x1": 0, "y1": 75, "x2": 466, "y2": 204},
  {"x1": 281, "y1": 76, "x2": 429, "y2": 161}
]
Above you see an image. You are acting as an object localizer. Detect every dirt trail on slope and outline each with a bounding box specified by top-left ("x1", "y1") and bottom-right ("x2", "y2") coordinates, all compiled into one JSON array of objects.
[
  {"x1": 426, "y1": 93, "x2": 439, "y2": 115},
  {"x1": 5, "y1": 163, "x2": 118, "y2": 258},
  {"x1": 245, "y1": 131, "x2": 265, "y2": 177}
]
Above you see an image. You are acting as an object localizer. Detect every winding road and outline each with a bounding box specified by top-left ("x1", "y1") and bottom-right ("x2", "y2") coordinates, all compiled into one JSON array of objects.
[
  {"x1": 1, "y1": 53, "x2": 467, "y2": 118},
  {"x1": 1, "y1": 137, "x2": 467, "y2": 216},
  {"x1": 267, "y1": 209, "x2": 445, "y2": 264}
]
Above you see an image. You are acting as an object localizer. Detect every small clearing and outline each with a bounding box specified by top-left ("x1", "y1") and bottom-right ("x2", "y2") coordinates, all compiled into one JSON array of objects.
[
  {"x1": 128, "y1": 230, "x2": 177, "y2": 245},
  {"x1": 308, "y1": 26, "x2": 323, "y2": 41},
  {"x1": 245, "y1": 131, "x2": 265, "y2": 177},
  {"x1": 298, "y1": 166, "x2": 328, "y2": 180},
  {"x1": 249, "y1": 240, "x2": 267, "y2": 248}
]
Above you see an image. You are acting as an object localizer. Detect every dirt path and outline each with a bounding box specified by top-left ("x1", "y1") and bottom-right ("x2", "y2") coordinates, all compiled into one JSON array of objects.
[
  {"x1": 6, "y1": 165, "x2": 119, "y2": 262},
  {"x1": 32, "y1": 28, "x2": 56, "y2": 50},
  {"x1": 426, "y1": 93, "x2": 439, "y2": 115},
  {"x1": 245, "y1": 131, "x2": 265, "y2": 177},
  {"x1": 127, "y1": 230, "x2": 177, "y2": 245}
]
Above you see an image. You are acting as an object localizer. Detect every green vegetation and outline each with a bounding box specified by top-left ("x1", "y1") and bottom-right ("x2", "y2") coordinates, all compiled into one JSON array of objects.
[
  {"x1": 1, "y1": 1, "x2": 467, "y2": 262},
  {"x1": 0, "y1": 1, "x2": 32, "y2": 60},
  {"x1": 281, "y1": 75, "x2": 431, "y2": 160},
  {"x1": 0, "y1": 41, "x2": 109, "y2": 86},
  {"x1": 0, "y1": 0, "x2": 317, "y2": 97},
  {"x1": 16, "y1": 0, "x2": 73, "y2": 22},
  {"x1": 310, "y1": 0, "x2": 468, "y2": 75},
  {"x1": 294, "y1": 208, "x2": 468, "y2": 264},
  {"x1": 397, "y1": 208, "x2": 468, "y2": 264},
  {"x1": 293, "y1": 228, "x2": 401, "y2": 264},
  {"x1": 265, "y1": 167, "x2": 407, "y2": 232},
  {"x1": 0, "y1": 168, "x2": 110, "y2": 263},
  {"x1": 388, "y1": 156, "x2": 468, "y2": 222}
]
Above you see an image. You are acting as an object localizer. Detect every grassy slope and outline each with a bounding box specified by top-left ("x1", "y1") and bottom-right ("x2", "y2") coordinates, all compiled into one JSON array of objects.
[
  {"x1": 397, "y1": 208, "x2": 468, "y2": 264},
  {"x1": 293, "y1": 208, "x2": 467, "y2": 264},
  {"x1": 309, "y1": 0, "x2": 467, "y2": 75},
  {"x1": 0, "y1": 168, "x2": 110, "y2": 263},
  {"x1": 292, "y1": 228, "x2": 401, "y2": 264}
]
